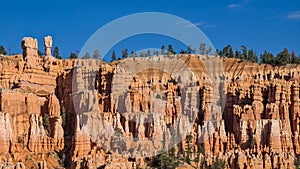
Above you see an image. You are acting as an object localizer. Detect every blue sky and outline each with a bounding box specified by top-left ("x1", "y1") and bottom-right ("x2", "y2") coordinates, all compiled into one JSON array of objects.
[{"x1": 0, "y1": 0, "x2": 300, "y2": 59}]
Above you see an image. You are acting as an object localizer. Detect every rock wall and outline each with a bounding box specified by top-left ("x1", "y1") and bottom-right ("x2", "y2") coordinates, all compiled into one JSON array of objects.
[{"x1": 0, "y1": 37, "x2": 299, "y2": 168}]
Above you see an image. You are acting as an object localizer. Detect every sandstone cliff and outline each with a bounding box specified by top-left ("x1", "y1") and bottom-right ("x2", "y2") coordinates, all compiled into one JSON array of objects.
[{"x1": 0, "y1": 36, "x2": 299, "y2": 169}]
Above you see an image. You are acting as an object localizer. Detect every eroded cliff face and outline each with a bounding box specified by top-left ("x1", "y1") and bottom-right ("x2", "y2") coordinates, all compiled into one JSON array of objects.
[{"x1": 0, "y1": 37, "x2": 299, "y2": 169}]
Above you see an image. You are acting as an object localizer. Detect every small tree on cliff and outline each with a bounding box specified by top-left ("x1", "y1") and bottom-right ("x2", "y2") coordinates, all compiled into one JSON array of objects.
[
  {"x1": 139, "y1": 51, "x2": 145, "y2": 58},
  {"x1": 235, "y1": 50, "x2": 242, "y2": 59},
  {"x1": 247, "y1": 49, "x2": 258, "y2": 62},
  {"x1": 152, "y1": 128, "x2": 182, "y2": 169},
  {"x1": 167, "y1": 44, "x2": 176, "y2": 55},
  {"x1": 260, "y1": 50, "x2": 275, "y2": 65},
  {"x1": 187, "y1": 45, "x2": 193, "y2": 54},
  {"x1": 93, "y1": 50, "x2": 100, "y2": 59},
  {"x1": 0, "y1": 45, "x2": 7, "y2": 55},
  {"x1": 111, "y1": 50, "x2": 116, "y2": 61},
  {"x1": 69, "y1": 52, "x2": 78, "y2": 59},
  {"x1": 153, "y1": 50, "x2": 159, "y2": 56},
  {"x1": 146, "y1": 49, "x2": 151, "y2": 57},
  {"x1": 161, "y1": 45, "x2": 165, "y2": 55},
  {"x1": 290, "y1": 50, "x2": 300, "y2": 64},
  {"x1": 53, "y1": 46, "x2": 62, "y2": 59},
  {"x1": 82, "y1": 52, "x2": 90, "y2": 59},
  {"x1": 185, "y1": 134, "x2": 193, "y2": 164},
  {"x1": 61, "y1": 106, "x2": 66, "y2": 127},
  {"x1": 275, "y1": 48, "x2": 290, "y2": 65},
  {"x1": 295, "y1": 155, "x2": 300, "y2": 168},
  {"x1": 200, "y1": 43, "x2": 206, "y2": 55},
  {"x1": 222, "y1": 45, "x2": 234, "y2": 58},
  {"x1": 42, "y1": 114, "x2": 50, "y2": 134},
  {"x1": 38, "y1": 50, "x2": 43, "y2": 57},
  {"x1": 153, "y1": 149, "x2": 181, "y2": 169},
  {"x1": 130, "y1": 51, "x2": 136, "y2": 58},
  {"x1": 241, "y1": 45, "x2": 247, "y2": 60},
  {"x1": 122, "y1": 49, "x2": 128, "y2": 59},
  {"x1": 206, "y1": 47, "x2": 212, "y2": 55}
]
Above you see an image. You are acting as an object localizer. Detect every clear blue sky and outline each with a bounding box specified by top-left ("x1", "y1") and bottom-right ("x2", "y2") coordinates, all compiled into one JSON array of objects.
[{"x1": 1, "y1": 0, "x2": 300, "y2": 59}]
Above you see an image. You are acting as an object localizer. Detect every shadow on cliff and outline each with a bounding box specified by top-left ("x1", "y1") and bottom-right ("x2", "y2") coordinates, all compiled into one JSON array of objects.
[{"x1": 55, "y1": 69, "x2": 76, "y2": 167}]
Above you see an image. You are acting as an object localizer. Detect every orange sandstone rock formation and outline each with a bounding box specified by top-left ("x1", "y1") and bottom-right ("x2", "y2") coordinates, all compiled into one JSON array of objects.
[{"x1": 0, "y1": 36, "x2": 299, "y2": 169}]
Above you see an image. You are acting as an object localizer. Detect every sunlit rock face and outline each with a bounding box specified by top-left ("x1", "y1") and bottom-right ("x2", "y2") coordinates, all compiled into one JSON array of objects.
[{"x1": 0, "y1": 36, "x2": 299, "y2": 168}]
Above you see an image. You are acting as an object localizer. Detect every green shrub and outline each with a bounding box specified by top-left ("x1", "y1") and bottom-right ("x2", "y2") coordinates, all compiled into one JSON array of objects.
[
  {"x1": 42, "y1": 114, "x2": 50, "y2": 133},
  {"x1": 211, "y1": 157, "x2": 225, "y2": 169}
]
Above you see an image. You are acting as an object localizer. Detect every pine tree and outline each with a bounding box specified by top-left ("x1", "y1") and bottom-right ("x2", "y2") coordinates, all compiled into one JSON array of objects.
[
  {"x1": 260, "y1": 50, "x2": 275, "y2": 65},
  {"x1": 235, "y1": 50, "x2": 242, "y2": 59},
  {"x1": 38, "y1": 50, "x2": 43, "y2": 57},
  {"x1": 153, "y1": 50, "x2": 159, "y2": 56},
  {"x1": 0, "y1": 45, "x2": 7, "y2": 55},
  {"x1": 69, "y1": 52, "x2": 78, "y2": 59},
  {"x1": 168, "y1": 44, "x2": 175, "y2": 55},
  {"x1": 42, "y1": 114, "x2": 50, "y2": 133},
  {"x1": 222, "y1": 45, "x2": 234, "y2": 58},
  {"x1": 161, "y1": 45, "x2": 165, "y2": 55},
  {"x1": 247, "y1": 49, "x2": 258, "y2": 62},
  {"x1": 139, "y1": 51, "x2": 145, "y2": 58},
  {"x1": 290, "y1": 50, "x2": 299, "y2": 64},
  {"x1": 200, "y1": 43, "x2": 206, "y2": 55},
  {"x1": 187, "y1": 45, "x2": 193, "y2": 54},
  {"x1": 146, "y1": 49, "x2": 151, "y2": 57},
  {"x1": 82, "y1": 52, "x2": 90, "y2": 59},
  {"x1": 206, "y1": 47, "x2": 212, "y2": 55},
  {"x1": 229, "y1": 47, "x2": 234, "y2": 58},
  {"x1": 180, "y1": 49, "x2": 186, "y2": 54},
  {"x1": 152, "y1": 129, "x2": 182, "y2": 169},
  {"x1": 92, "y1": 50, "x2": 100, "y2": 59},
  {"x1": 241, "y1": 45, "x2": 247, "y2": 60},
  {"x1": 60, "y1": 106, "x2": 66, "y2": 126},
  {"x1": 130, "y1": 51, "x2": 136, "y2": 58},
  {"x1": 218, "y1": 49, "x2": 223, "y2": 57},
  {"x1": 275, "y1": 48, "x2": 290, "y2": 65},
  {"x1": 111, "y1": 50, "x2": 116, "y2": 61},
  {"x1": 122, "y1": 49, "x2": 128, "y2": 59},
  {"x1": 53, "y1": 46, "x2": 62, "y2": 59},
  {"x1": 215, "y1": 49, "x2": 219, "y2": 57},
  {"x1": 185, "y1": 135, "x2": 193, "y2": 164}
]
